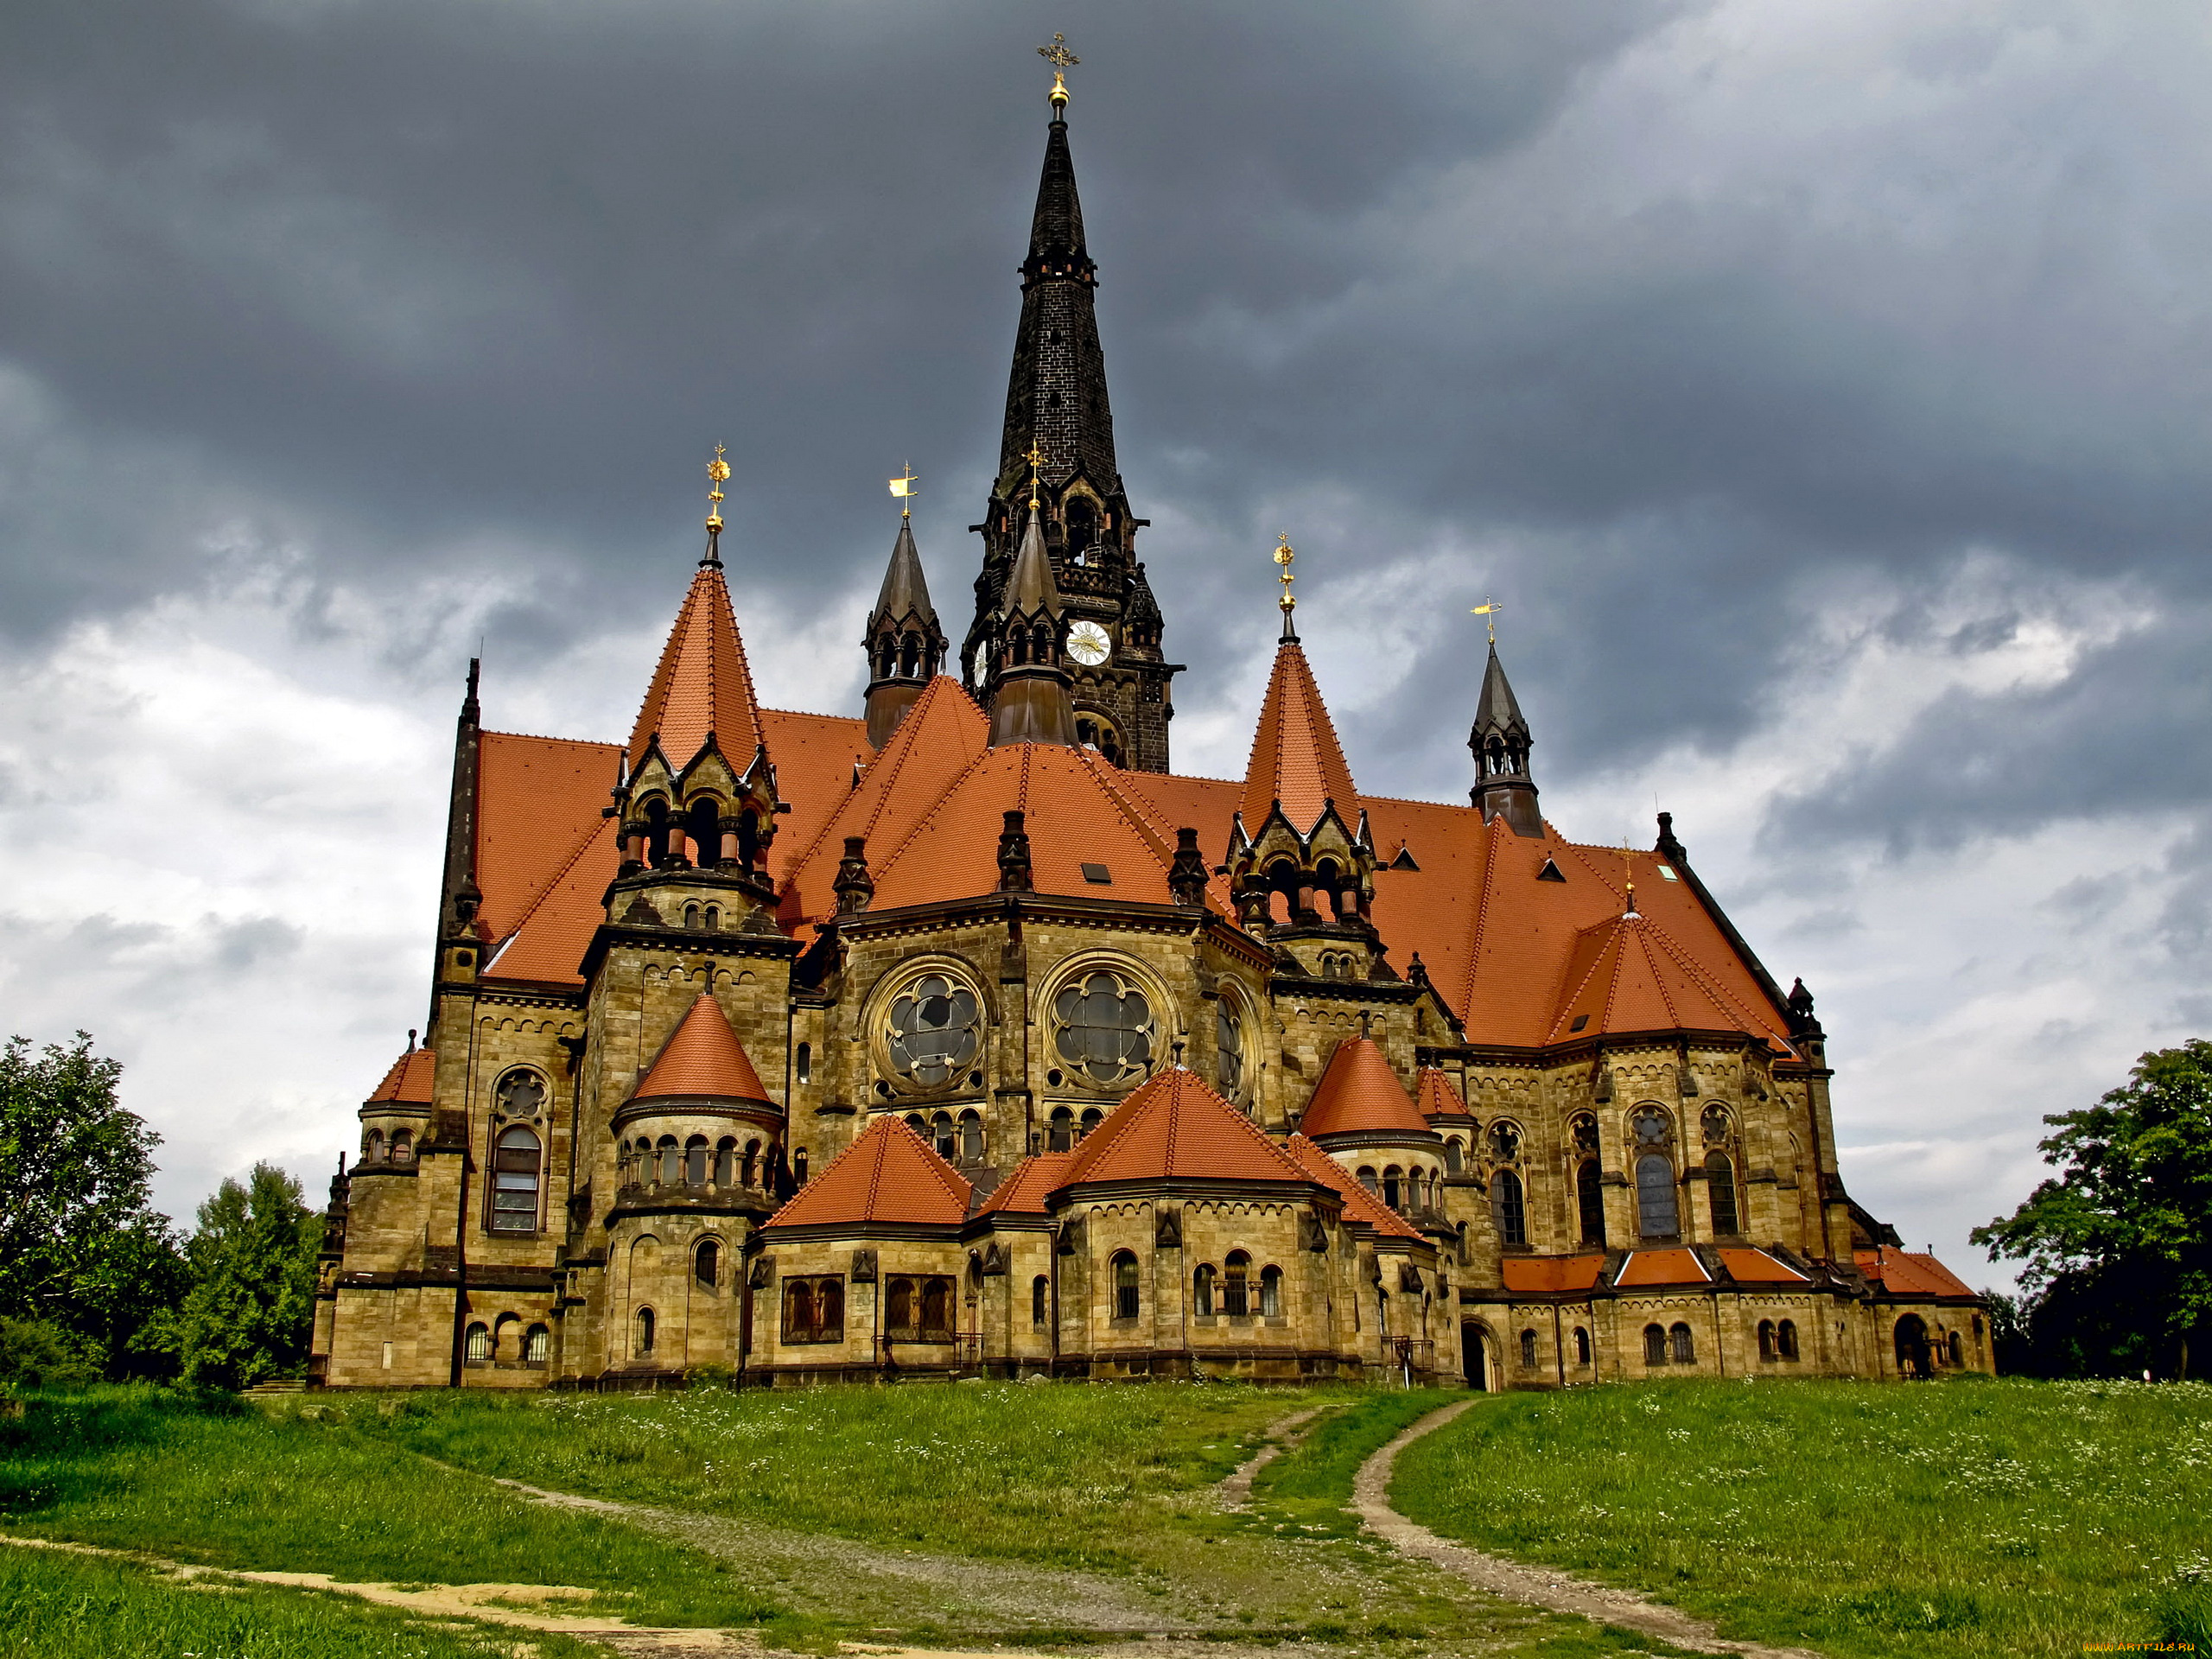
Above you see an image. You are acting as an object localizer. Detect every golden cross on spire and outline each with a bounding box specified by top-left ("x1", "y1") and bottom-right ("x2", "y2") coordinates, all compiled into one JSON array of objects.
[
  {"x1": 1471, "y1": 595, "x2": 1503, "y2": 645},
  {"x1": 1023, "y1": 438, "x2": 1047, "y2": 509},
  {"x1": 1273, "y1": 533, "x2": 1297, "y2": 616},
  {"x1": 705, "y1": 443, "x2": 729, "y2": 532},
  {"x1": 888, "y1": 461, "x2": 918, "y2": 518},
  {"x1": 1037, "y1": 32, "x2": 1077, "y2": 108}
]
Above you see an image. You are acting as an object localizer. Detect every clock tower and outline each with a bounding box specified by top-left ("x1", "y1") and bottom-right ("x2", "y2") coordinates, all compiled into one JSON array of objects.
[{"x1": 962, "y1": 68, "x2": 1180, "y2": 772}]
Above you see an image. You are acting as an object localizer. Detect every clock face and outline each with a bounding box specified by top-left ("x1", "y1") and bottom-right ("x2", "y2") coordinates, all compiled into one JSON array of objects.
[{"x1": 1067, "y1": 620, "x2": 1112, "y2": 666}]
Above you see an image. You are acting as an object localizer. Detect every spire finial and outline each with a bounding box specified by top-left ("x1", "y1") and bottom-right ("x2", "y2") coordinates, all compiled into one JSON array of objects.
[
  {"x1": 1619, "y1": 838, "x2": 1639, "y2": 919},
  {"x1": 703, "y1": 443, "x2": 730, "y2": 567},
  {"x1": 1023, "y1": 438, "x2": 1046, "y2": 510},
  {"x1": 1471, "y1": 595, "x2": 1503, "y2": 646},
  {"x1": 1038, "y1": 33, "x2": 1077, "y2": 113},
  {"x1": 889, "y1": 461, "x2": 918, "y2": 521},
  {"x1": 1273, "y1": 533, "x2": 1299, "y2": 641}
]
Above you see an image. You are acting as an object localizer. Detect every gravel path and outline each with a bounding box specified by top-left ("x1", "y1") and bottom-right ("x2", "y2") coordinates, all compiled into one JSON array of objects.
[
  {"x1": 1217, "y1": 1404, "x2": 1329, "y2": 1510},
  {"x1": 1350, "y1": 1400, "x2": 1825, "y2": 1659}
]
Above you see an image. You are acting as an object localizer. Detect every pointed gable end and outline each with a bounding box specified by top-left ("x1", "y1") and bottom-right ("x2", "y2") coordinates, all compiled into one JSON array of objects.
[
  {"x1": 764, "y1": 1116, "x2": 972, "y2": 1230},
  {"x1": 628, "y1": 563, "x2": 767, "y2": 774},
  {"x1": 1300, "y1": 1038, "x2": 1431, "y2": 1141},
  {"x1": 1414, "y1": 1066, "x2": 1473, "y2": 1122},
  {"x1": 1241, "y1": 639, "x2": 1358, "y2": 834},
  {"x1": 1058, "y1": 1067, "x2": 1313, "y2": 1188},
  {"x1": 632, "y1": 994, "x2": 773, "y2": 1105}
]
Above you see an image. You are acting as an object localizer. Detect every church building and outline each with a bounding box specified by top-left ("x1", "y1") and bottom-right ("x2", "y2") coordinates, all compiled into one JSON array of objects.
[{"x1": 311, "y1": 69, "x2": 1987, "y2": 1391}]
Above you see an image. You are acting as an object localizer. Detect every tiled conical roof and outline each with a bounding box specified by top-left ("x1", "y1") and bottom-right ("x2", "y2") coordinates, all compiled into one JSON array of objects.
[
  {"x1": 870, "y1": 518, "x2": 937, "y2": 629},
  {"x1": 1543, "y1": 909, "x2": 1783, "y2": 1044},
  {"x1": 763, "y1": 1116, "x2": 972, "y2": 1230},
  {"x1": 1240, "y1": 639, "x2": 1357, "y2": 834},
  {"x1": 1414, "y1": 1067, "x2": 1473, "y2": 1121},
  {"x1": 632, "y1": 993, "x2": 773, "y2": 1105},
  {"x1": 627, "y1": 563, "x2": 766, "y2": 773},
  {"x1": 1299, "y1": 1038, "x2": 1431, "y2": 1140},
  {"x1": 1281, "y1": 1133, "x2": 1423, "y2": 1241},
  {"x1": 1058, "y1": 1066, "x2": 1313, "y2": 1187},
  {"x1": 366, "y1": 1046, "x2": 435, "y2": 1106}
]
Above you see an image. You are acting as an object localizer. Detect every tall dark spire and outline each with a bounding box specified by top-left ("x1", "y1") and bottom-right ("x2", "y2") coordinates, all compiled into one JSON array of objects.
[
  {"x1": 862, "y1": 517, "x2": 945, "y2": 748},
  {"x1": 964, "y1": 89, "x2": 1180, "y2": 772},
  {"x1": 1469, "y1": 643, "x2": 1542, "y2": 836}
]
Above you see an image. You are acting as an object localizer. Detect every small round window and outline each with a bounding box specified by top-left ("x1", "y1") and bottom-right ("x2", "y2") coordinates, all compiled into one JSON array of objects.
[
  {"x1": 1052, "y1": 969, "x2": 1154, "y2": 1088},
  {"x1": 887, "y1": 973, "x2": 982, "y2": 1088}
]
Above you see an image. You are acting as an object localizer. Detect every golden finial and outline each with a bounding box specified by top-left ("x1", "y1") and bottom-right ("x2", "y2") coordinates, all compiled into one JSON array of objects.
[
  {"x1": 1038, "y1": 33, "x2": 1077, "y2": 110},
  {"x1": 1023, "y1": 438, "x2": 1047, "y2": 510},
  {"x1": 1273, "y1": 534, "x2": 1300, "y2": 640},
  {"x1": 1471, "y1": 595, "x2": 1503, "y2": 646},
  {"x1": 705, "y1": 443, "x2": 729, "y2": 532},
  {"x1": 888, "y1": 462, "x2": 918, "y2": 519},
  {"x1": 1619, "y1": 837, "x2": 1639, "y2": 918}
]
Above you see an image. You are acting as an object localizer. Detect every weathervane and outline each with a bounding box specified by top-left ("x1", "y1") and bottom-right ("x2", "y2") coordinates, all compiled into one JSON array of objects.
[
  {"x1": 1037, "y1": 33, "x2": 1077, "y2": 111},
  {"x1": 888, "y1": 462, "x2": 918, "y2": 519},
  {"x1": 1471, "y1": 595, "x2": 1503, "y2": 645},
  {"x1": 706, "y1": 443, "x2": 729, "y2": 532},
  {"x1": 1023, "y1": 438, "x2": 1047, "y2": 510}
]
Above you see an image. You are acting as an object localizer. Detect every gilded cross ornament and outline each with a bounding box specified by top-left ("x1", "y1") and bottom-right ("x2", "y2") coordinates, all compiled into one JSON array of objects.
[
  {"x1": 1471, "y1": 595, "x2": 1503, "y2": 645},
  {"x1": 1273, "y1": 533, "x2": 1297, "y2": 617},
  {"x1": 1038, "y1": 33, "x2": 1078, "y2": 108},
  {"x1": 706, "y1": 443, "x2": 729, "y2": 531}
]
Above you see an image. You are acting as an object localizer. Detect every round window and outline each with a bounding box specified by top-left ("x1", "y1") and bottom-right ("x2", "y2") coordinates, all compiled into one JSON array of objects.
[
  {"x1": 887, "y1": 974, "x2": 982, "y2": 1088},
  {"x1": 1052, "y1": 969, "x2": 1154, "y2": 1088}
]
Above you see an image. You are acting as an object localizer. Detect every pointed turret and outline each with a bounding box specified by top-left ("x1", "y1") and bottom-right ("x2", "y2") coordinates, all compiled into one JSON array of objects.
[
  {"x1": 863, "y1": 517, "x2": 946, "y2": 748},
  {"x1": 627, "y1": 549, "x2": 767, "y2": 778},
  {"x1": 429, "y1": 658, "x2": 485, "y2": 1020},
  {"x1": 1469, "y1": 642, "x2": 1541, "y2": 837},
  {"x1": 1239, "y1": 634, "x2": 1358, "y2": 836},
  {"x1": 985, "y1": 502, "x2": 1079, "y2": 747}
]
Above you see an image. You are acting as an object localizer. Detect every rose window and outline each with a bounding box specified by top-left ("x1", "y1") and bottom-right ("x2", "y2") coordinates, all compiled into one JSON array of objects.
[
  {"x1": 887, "y1": 974, "x2": 982, "y2": 1088},
  {"x1": 1052, "y1": 970, "x2": 1154, "y2": 1088}
]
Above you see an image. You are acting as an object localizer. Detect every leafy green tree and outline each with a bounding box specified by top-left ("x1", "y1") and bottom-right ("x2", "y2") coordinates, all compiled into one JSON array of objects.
[
  {"x1": 175, "y1": 1162, "x2": 322, "y2": 1389},
  {"x1": 0, "y1": 1032, "x2": 187, "y2": 1377},
  {"x1": 1974, "y1": 1039, "x2": 2212, "y2": 1377}
]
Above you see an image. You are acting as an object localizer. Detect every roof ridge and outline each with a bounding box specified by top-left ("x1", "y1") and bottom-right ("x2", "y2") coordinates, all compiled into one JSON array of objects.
[
  {"x1": 780, "y1": 677, "x2": 963, "y2": 887},
  {"x1": 1628, "y1": 920, "x2": 1685, "y2": 1030},
  {"x1": 1460, "y1": 815, "x2": 1503, "y2": 1016},
  {"x1": 491, "y1": 815, "x2": 615, "y2": 954},
  {"x1": 1545, "y1": 925, "x2": 1619, "y2": 1043},
  {"x1": 868, "y1": 741, "x2": 1001, "y2": 884},
  {"x1": 480, "y1": 728, "x2": 622, "y2": 751},
  {"x1": 1636, "y1": 912, "x2": 1787, "y2": 1039}
]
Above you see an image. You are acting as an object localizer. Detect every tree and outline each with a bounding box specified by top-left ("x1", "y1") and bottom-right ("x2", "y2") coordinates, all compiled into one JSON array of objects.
[
  {"x1": 1973, "y1": 1039, "x2": 2212, "y2": 1378},
  {"x1": 173, "y1": 1162, "x2": 322, "y2": 1389},
  {"x1": 0, "y1": 1032, "x2": 187, "y2": 1377}
]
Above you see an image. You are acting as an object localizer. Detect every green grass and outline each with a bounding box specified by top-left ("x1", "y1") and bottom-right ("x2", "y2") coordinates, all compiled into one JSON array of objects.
[
  {"x1": 1248, "y1": 1388, "x2": 1462, "y2": 1540},
  {"x1": 0, "y1": 1388, "x2": 785, "y2": 1634},
  {"x1": 0, "y1": 1544, "x2": 602, "y2": 1659},
  {"x1": 1391, "y1": 1376, "x2": 2212, "y2": 1659}
]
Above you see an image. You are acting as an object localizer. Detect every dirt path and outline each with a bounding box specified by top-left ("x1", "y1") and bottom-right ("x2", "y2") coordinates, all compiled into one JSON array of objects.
[
  {"x1": 1350, "y1": 1401, "x2": 1825, "y2": 1659},
  {"x1": 1217, "y1": 1404, "x2": 1329, "y2": 1510}
]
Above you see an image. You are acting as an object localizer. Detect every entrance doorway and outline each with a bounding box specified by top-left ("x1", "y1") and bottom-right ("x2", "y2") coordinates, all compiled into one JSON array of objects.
[
  {"x1": 1461, "y1": 1322, "x2": 1487, "y2": 1391},
  {"x1": 1894, "y1": 1313, "x2": 1931, "y2": 1377}
]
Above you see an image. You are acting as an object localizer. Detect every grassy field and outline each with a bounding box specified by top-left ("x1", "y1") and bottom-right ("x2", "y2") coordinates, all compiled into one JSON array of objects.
[{"x1": 1392, "y1": 1376, "x2": 2212, "y2": 1659}]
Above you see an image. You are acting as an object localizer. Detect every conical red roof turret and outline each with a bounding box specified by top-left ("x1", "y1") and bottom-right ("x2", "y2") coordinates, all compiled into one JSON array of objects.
[
  {"x1": 627, "y1": 561, "x2": 766, "y2": 773},
  {"x1": 1240, "y1": 636, "x2": 1358, "y2": 834},
  {"x1": 632, "y1": 993, "x2": 774, "y2": 1105}
]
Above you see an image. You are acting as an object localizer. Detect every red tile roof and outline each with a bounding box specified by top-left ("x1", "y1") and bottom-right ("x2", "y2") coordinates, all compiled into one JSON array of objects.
[
  {"x1": 1281, "y1": 1134, "x2": 1423, "y2": 1241},
  {"x1": 1614, "y1": 1248, "x2": 1712, "y2": 1287},
  {"x1": 1240, "y1": 639, "x2": 1357, "y2": 834},
  {"x1": 633, "y1": 993, "x2": 773, "y2": 1104},
  {"x1": 1718, "y1": 1247, "x2": 1810, "y2": 1284},
  {"x1": 1544, "y1": 906, "x2": 1788, "y2": 1046},
  {"x1": 1500, "y1": 1253, "x2": 1607, "y2": 1294},
  {"x1": 476, "y1": 733, "x2": 621, "y2": 944},
  {"x1": 1058, "y1": 1067, "x2": 1313, "y2": 1187},
  {"x1": 1414, "y1": 1067, "x2": 1472, "y2": 1121},
  {"x1": 971, "y1": 1152, "x2": 1077, "y2": 1219},
  {"x1": 1855, "y1": 1249, "x2": 1978, "y2": 1299},
  {"x1": 366, "y1": 1046, "x2": 435, "y2": 1106},
  {"x1": 627, "y1": 563, "x2": 766, "y2": 773},
  {"x1": 763, "y1": 1116, "x2": 972, "y2": 1230},
  {"x1": 1300, "y1": 1039, "x2": 1432, "y2": 1140}
]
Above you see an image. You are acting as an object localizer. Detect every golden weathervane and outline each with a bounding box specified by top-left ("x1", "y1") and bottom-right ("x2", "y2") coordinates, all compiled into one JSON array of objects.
[
  {"x1": 1038, "y1": 33, "x2": 1077, "y2": 110},
  {"x1": 1471, "y1": 595, "x2": 1503, "y2": 645},
  {"x1": 888, "y1": 462, "x2": 918, "y2": 518},
  {"x1": 706, "y1": 443, "x2": 729, "y2": 532},
  {"x1": 1273, "y1": 533, "x2": 1297, "y2": 620}
]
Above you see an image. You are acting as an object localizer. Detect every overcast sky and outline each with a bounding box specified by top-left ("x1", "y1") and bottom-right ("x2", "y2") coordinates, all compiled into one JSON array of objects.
[{"x1": 3, "y1": 0, "x2": 2207, "y2": 1284}]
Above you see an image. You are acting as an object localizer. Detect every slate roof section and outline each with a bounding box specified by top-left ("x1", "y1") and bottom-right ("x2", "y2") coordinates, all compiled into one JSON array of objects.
[
  {"x1": 632, "y1": 994, "x2": 774, "y2": 1105},
  {"x1": 626, "y1": 561, "x2": 766, "y2": 773},
  {"x1": 763, "y1": 1116, "x2": 973, "y2": 1230},
  {"x1": 1058, "y1": 1067, "x2": 1313, "y2": 1188},
  {"x1": 1240, "y1": 639, "x2": 1358, "y2": 834},
  {"x1": 1300, "y1": 1039, "x2": 1432, "y2": 1141},
  {"x1": 366, "y1": 1046, "x2": 436, "y2": 1106},
  {"x1": 1281, "y1": 1134, "x2": 1423, "y2": 1242}
]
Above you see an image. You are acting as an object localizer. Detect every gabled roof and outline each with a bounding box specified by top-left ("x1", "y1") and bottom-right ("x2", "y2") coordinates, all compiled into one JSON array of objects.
[
  {"x1": 1414, "y1": 1067, "x2": 1473, "y2": 1122},
  {"x1": 1500, "y1": 1253, "x2": 1606, "y2": 1294},
  {"x1": 971, "y1": 1151, "x2": 1076, "y2": 1219},
  {"x1": 1300, "y1": 1039, "x2": 1432, "y2": 1141},
  {"x1": 627, "y1": 562, "x2": 766, "y2": 773},
  {"x1": 763, "y1": 1116, "x2": 972, "y2": 1230},
  {"x1": 1855, "y1": 1249, "x2": 1978, "y2": 1300},
  {"x1": 632, "y1": 994, "x2": 773, "y2": 1105},
  {"x1": 1058, "y1": 1067, "x2": 1313, "y2": 1188},
  {"x1": 1281, "y1": 1134, "x2": 1423, "y2": 1242},
  {"x1": 366, "y1": 1046, "x2": 435, "y2": 1106},
  {"x1": 1240, "y1": 638, "x2": 1358, "y2": 835}
]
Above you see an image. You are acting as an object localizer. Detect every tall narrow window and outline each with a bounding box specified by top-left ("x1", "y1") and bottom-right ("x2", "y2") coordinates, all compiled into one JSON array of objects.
[
  {"x1": 1079, "y1": 1106, "x2": 1103, "y2": 1140},
  {"x1": 1520, "y1": 1328, "x2": 1538, "y2": 1369},
  {"x1": 524, "y1": 1323, "x2": 550, "y2": 1364},
  {"x1": 887, "y1": 1279, "x2": 914, "y2": 1332},
  {"x1": 657, "y1": 1135, "x2": 680, "y2": 1186},
  {"x1": 1048, "y1": 1107, "x2": 1075, "y2": 1152},
  {"x1": 1192, "y1": 1264, "x2": 1215, "y2": 1316},
  {"x1": 1216, "y1": 1001, "x2": 1244, "y2": 1100},
  {"x1": 1382, "y1": 1166, "x2": 1403, "y2": 1211},
  {"x1": 958, "y1": 1110, "x2": 983, "y2": 1165},
  {"x1": 390, "y1": 1130, "x2": 413, "y2": 1163},
  {"x1": 713, "y1": 1138, "x2": 735, "y2": 1186},
  {"x1": 1778, "y1": 1319, "x2": 1799, "y2": 1360},
  {"x1": 1758, "y1": 1319, "x2": 1777, "y2": 1361},
  {"x1": 1643, "y1": 1323, "x2": 1667, "y2": 1365},
  {"x1": 819, "y1": 1278, "x2": 846, "y2": 1339},
  {"x1": 1670, "y1": 1322, "x2": 1695, "y2": 1363},
  {"x1": 1576, "y1": 1159, "x2": 1605, "y2": 1244},
  {"x1": 1706, "y1": 1151, "x2": 1740, "y2": 1235},
  {"x1": 931, "y1": 1112, "x2": 956, "y2": 1160},
  {"x1": 1259, "y1": 1265, "x2": 1282, "y2": 1317},
  {"x1": 695, "y1": 1238, "x2": 720, "y2": 1287},
  {"x1": 1493, "y1": 1169, "x2": 1528, "y2": 1247},
  {"x1": 1032, "y1": 1274, "x2": 1049, "y2": 1326},
  {"x1": 1636, "y1": 1154, "x2": 1679, "y2": 1238},
  {"x1": 1113, "y1": 1252, "x2": 1141, "y2": 1320},
  {"x1": 1223, "y1": 1251, "x2": 1250, "y2": 1316},
  {"x1": 1358, "y1": 1166, "x2": 1379, "y2": 1194},
  {"x1": 490, "y1": 1126, "x2": 542, "y2": 1233},
  {"x1": 685, "y1": 1135, "x2": 709, "y2": 1187},
  {"x1": 634, "y1": 1306, "x2": 655, "y2": 1357},
  {"x1": 1573, "y1": 1326, "x2": 1592, "y2": 1366},
  {"x1": 920, "y1": 1277, "x2": 951, "y2": 1338},
  {"x1": 464, "y1": 1321, "x2": 491, "y2": 1363},
  {"x1": 796, "y1": 1041, "x2": 811, "y2": 1084}
]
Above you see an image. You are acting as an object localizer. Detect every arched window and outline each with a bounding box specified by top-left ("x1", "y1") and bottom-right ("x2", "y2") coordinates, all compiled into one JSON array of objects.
[
  {"x1": 1048, "y1": 1107, "x2": 1076, "y2": 1153},
  {"x1": 464, "y1": 1321, "x2": 490, "y2": 1363},
  {"x1": 1223, "y1": 1251, "x2": 1251, "y2": 1317},
  {"x1": 784, "y1": 1280, "x2": 816, "y2": 1342},
  {"x1": 1259, "y1": 1264, "x2": 1282, "y2": 1317},
  {"x1": 958, "y1": 1109, "x2": 983, "y2": 1164},
  {"x1": 1573, "y1": 1326, "x2": 1592, "y2": 1366},
  {"x1": 685, "y1": 1135, "x2": 709, "y2": 1187},
  {"x1": 1357, "y1": 1166, "x2": 1379, "y2": 1194},
  {"x1": 1032, "y1": 1274, "x2": 1048, "y2": 1326},
  {"x1": 1636, "y1": 1154, "x2": 1679, "y2": 1238},
  {"x1": 1520, "y1": 1328, "x2": 1538, "y2": 1369},
  {"x1": 1758, "y1": 1319, "x2": 1777, "y2": 1361},
  {"x1": 1706, "y1": 1151, "x2": 1740, "y2": 1235},
  {"x1": 887, "y1": 1279, "x2": 914, "y2": 1330},
  {"x1": 524, "y1": 1323, "x2": 550, "y2": 1364},
  {"x1": 1669, "y1": 1322, "x2": 1695, "y2": 1363},
  {"x1": 1217, "y1": 1001, "x2": 1244, "y2": 1100},
  {"x1": 490, "y1": 1125, "x2": 543, "y2": 1234},
  {"x1": 1493, "y1": 1169, "x2": 1528, "y2": 1247},
  {"x1": 633, "y1": 1306, "x2": 655, "y2": 1357},
  {"x1": 741, "y1": 1140, "x2": 760, "y2": 1186},
  {"x1": 1779, "y1": 1319, "x2": 1800, "y2": 1361},
  {"x1": 795, "y1": 1041, "x2": 811, "y2": 1084},
  {"x1": 364, "y1": 1129, "x2": 385, "y2": 1163},
  {"x1": 793, "y1": 1148, "x2": 808, "y2": 1185},
  {"x1": 1192, "y1": 1263, "x2": 1216, "y2": 1316},
  {"x1": 390, "y1": 1130, "x2": 413, "y2": 1163},
  {"x1": 1948, "y1": 1331, "x2": 1963, "y2": 1369},
  {"x1": 702, "y1": 905, "x2": 718, "y2": 931},
  {"x1": 1112, "y1": 1252, "x2": 1141, "y2": 1320},
  {"x1": 1382, "y1": 1166, "x2": 1403, "y2": 1211},
  {"x1": 656, "y1": 1135, "x2": 680, "y2": 1186},
  {"x1": 695, "y1": 1238, "x2": 720, "y2": 1287},
  {"x1": 920, "y1": 1277, "x2": 951, "y2": 1338},
  {"x1": 1643, "y1": 1323, "x2": 1668, "y2": 1365},
  {"x1": 713, "y1": 1138, "x2": 736, "y2": 1186},
  {"x1": 931, "y1": 1111, "x2": 956, "y2": 1160},
  {"x1": 1079, "y1": 1105, "x2": 1103, "y2": 1140},
  {"x1": 820, "y1": 1278, "x2": 846, "y2": 1338},
  {"x1": 683, "y1": 902, "x2": 701, "y2": 930},
  {"x1": 1444, "y1": 1138, "x2": 1463, "y2": 1173},
  {"x1": 1576, "y1": 1159, "x2": 1605, "y2": 1245}
]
